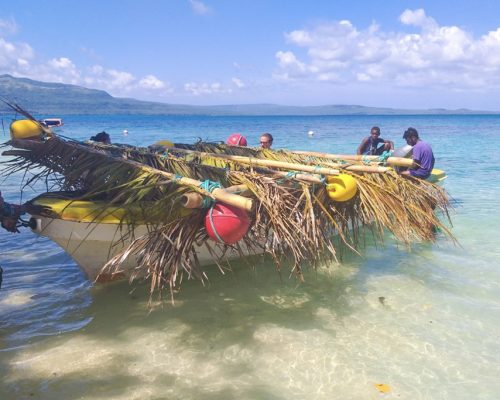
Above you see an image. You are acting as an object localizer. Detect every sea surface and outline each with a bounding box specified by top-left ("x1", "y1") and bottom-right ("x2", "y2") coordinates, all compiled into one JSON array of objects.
[{"x1": 1, "y1": 114, "x2": 499, "y2": 399}]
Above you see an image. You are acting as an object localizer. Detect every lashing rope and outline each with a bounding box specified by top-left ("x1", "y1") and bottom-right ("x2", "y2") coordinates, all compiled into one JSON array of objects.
[
  {"x1": 199, "y1": 180, "x2": 222, "y2": 209},
  {"x1": 378, "y1": 150, "x2": 392, "y2": 165}
]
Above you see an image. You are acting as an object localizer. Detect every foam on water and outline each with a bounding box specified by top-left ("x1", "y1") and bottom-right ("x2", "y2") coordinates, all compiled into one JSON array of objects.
[{"x1": 1, "y1": 114, "x2": 500, "y2": 399}]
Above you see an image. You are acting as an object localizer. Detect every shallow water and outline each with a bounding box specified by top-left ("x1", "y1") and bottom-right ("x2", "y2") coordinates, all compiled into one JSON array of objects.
[{"x1": 1, "y1": 115, "x2": 500, "y2": 399}]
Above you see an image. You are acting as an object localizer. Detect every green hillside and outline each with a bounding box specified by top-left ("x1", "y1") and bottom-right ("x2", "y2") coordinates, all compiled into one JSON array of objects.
[{"x1": 0, "y1": 74, "x2": 492, "y2": 115}]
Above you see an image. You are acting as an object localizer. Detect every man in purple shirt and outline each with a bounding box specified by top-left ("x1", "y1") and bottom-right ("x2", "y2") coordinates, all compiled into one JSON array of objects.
[{"x1": 401, "y1": 127, "x2": 435, "y2": 179}]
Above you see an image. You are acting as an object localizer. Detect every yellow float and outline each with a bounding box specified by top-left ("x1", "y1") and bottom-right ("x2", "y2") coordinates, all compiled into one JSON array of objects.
[
  {"x1": 154, "y1": 140, "x2": 174, "y2": 148},
  {"x1": 10, "y1": 119, "x2": 44, "y2": 140},
  {"x1": 326, "y1": 173, "x2": 358, "y2": 202}
]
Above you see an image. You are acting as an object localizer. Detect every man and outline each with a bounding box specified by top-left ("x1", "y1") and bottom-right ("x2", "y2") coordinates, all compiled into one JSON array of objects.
[
  {"x1": 357, "y1": 126, "x2": 394, "y2": 155},
  {"x1": 260, "y1": 133, "x2": 273, "y2": 149},
  {"x1": 0, "y1": 191, "x2": 24, "y2": 233},
  {"x1": 90, "y1": 131, "x2": 111, "y2": 144},
  {"x1": 400, "y1": 127, "x2": 435, "y2": 179}
]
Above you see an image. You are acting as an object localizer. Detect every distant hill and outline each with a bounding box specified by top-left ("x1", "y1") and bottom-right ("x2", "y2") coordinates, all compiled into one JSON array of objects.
[{"x1": 0, "y1": 74, "x2": 494, "y2": 115}]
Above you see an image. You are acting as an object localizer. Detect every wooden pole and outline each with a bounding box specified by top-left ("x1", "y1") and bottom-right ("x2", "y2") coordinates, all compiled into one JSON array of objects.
[
  {"x1": 291, "y1": 149, "x2": 413, "y2": 167},
  {"x1": 180, "y1": 184, "x2": 252, "y2": 209},
  {"x1": 9, "y1": 138, "x2": 254, "y2": 212},
  {"x1": 169, "y1": 147, "x2": 390, "y2": 174}
]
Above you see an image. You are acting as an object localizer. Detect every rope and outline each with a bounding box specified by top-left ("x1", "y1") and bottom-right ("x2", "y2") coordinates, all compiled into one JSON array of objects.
[
  {"x1": 201, "y1": 179, "x2": 227, "y2": 243},
  {"x1": 160, "y1": 150, "x2": 169, "y2": 160},
  {"x1": 207, "y1": 206, "x2": 225, "y2": 243},
  {"x1": 199, "y1": 180, "x2": 222, "y2": 209},
  {"x1": 277, "y1": 171, "x2": 299, "y2": 184},
  {"x1": 378, "y1": 150, "x2": 392, "y2": 165},
  {"x1": 361, "y1": 155, "x2": 371, "y2": 165}
]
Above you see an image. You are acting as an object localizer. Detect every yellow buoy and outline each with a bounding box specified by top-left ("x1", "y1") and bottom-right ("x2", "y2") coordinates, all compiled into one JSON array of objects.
[
  {"x1": 154, "y1": 140, "x2": 174, "y2": 148},
  {"x1": 326, "y1": 173, "x2": 358, "y2": 202},
  {"x1": 10, "y1": 119, "x2": 44, "y2": 140}
]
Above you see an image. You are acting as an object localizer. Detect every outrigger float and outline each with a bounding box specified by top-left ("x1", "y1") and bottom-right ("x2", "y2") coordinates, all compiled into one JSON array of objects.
[{"x1": 1, "y1": 106, "x2": 453, "y2": 298}]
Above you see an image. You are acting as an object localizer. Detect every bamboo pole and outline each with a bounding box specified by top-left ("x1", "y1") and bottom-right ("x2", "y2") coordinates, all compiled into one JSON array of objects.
[
  {"x1": 180, "y1": 184, "x2": 252, "y2": 209},
  {"x1": 180, "y1": 192, "x2": 203, "y2": 209},
  {"x1": 9, "y1": 139, "x2": 254, "y2": 212},
  {"x1": 292, "y1": 149, "x2": 413, "y2": 167},
  {"x1": 169, "y1": 147, "x2": 389, "y2": 174}
]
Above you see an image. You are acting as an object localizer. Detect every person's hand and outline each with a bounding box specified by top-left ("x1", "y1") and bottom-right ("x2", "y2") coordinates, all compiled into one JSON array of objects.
[{"x1": 1, "y1": 217, "x2": 20, "y2": 233}]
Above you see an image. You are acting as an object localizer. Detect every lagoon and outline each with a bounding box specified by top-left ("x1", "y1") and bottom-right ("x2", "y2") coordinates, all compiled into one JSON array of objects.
[{"x1": 1, "y1": 114, "x2": 500, "y2": 399}]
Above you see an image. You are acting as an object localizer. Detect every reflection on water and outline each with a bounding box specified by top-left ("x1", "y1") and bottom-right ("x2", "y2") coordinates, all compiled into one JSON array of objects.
[{"x1": 2, "y1": 242, "x2": 500, "y2": 399}]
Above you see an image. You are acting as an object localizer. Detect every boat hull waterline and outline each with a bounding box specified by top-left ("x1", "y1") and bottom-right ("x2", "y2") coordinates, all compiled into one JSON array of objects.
[{"x1": 31, "y1": 216, "x2": 254, "y2": 282}]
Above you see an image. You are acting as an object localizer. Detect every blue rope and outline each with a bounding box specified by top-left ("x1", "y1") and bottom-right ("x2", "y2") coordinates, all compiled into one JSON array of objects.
[
  {"x1": 361, "y1": 155, "x2": 371, "y2": 165},
  {"x1": 160, "y1": 150, "x2": 169, "y2": 160},
  {"x1": 199, "y1": 180, "x2": 222, "y2": 209},
  {"x1": 277, "y1": 171, "x2": 299, "y2": 184},
  {"x1": 378, "y1": 150, "x2": 392, "y2": 165},
  {"x1": 199, "y1": 180, "x2": 222, "y2": 192},
  {"x1": 313, "y1": 165, "x2": 324, "y2": 174},
  {"x1": 207, "y1": 206, "x2": 225, "y2": 243}
]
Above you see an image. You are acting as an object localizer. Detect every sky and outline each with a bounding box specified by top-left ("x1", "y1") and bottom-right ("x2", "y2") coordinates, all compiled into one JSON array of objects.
[{"x1": 1, "y1": 0, "x2": 500, "y2": 110}]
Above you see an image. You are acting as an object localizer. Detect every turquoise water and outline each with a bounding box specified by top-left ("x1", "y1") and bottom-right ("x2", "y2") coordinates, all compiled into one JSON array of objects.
[{"x1": 1, "y1": 114, "x2": 500, "y2": 399}]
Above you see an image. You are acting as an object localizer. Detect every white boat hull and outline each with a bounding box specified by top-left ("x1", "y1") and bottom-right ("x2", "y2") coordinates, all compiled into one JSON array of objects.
[{"x1": 31, "y1": 216, "x2": 249, "y2": 282}]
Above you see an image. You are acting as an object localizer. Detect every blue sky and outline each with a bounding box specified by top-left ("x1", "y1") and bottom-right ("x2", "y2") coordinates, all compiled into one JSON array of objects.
[{"x1": 1, "y1": 0, "x2": 500, "y2": 109}]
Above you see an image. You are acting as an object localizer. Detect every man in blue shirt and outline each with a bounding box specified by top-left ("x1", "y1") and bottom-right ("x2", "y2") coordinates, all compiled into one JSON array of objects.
[
  {"x1": 401, "y1": 127, "x2": 435, "y2": 179},
  {"x1": 357, "y1": 126, "x2": 394, "y2": 155}
]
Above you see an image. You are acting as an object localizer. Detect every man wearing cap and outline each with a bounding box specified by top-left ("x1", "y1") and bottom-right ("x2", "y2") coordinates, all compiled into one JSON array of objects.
[{"x1": 401, "y1": 127, "x2": 435, "y2": 179}]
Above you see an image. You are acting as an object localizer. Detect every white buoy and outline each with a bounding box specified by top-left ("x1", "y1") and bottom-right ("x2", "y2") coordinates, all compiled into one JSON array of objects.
[
  {"x1": 123, "y1": 129, "x2": 129, "y2": 136},
  {"x1": 307, "y1": 130, "x2": 314, "y2": 136}
]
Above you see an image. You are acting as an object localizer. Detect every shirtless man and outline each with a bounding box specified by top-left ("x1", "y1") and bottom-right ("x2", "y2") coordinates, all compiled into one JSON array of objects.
[{"x1": 357, "y1": 126, "x2": 394, "y2": 155}]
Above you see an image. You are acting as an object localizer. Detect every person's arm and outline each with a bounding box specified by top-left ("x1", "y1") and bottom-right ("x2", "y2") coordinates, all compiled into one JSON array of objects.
[
  {"x1": 357, "y1": 137, "x2": 369, "y2": 155},
  {"x1": 384, "y1": 139, "x2": 394, "y2": 150},
  {"x1": 401, "y1": 155, "x2": 420, "y2": 175}
]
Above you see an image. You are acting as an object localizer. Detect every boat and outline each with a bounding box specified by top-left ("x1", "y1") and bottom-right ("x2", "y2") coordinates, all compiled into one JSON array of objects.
[
  {"x1": 24, "y1": 164, "x2": 446, "y2": 282},
  {"x1": 1, "y1": 110, "x2": 454, "y2": 295},
  {"x1": 40, "y1": 118, "x2": 63, "y2": 128},
  {"x1": 26, "y1": 194, "x2": 255, "y2": 282}
]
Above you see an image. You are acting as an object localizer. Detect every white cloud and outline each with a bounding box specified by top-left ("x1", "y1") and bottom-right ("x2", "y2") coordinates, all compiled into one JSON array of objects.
[
  {"x1": 0, "y1": 17, "x2": 18, "y2": 35},
  {"x1": 189, "y1": 0, "x2": 211, "y2": 15},
  {"x1": 232, "y1": 77, "x2": 245, "y2": 88},
  {"x1": 0, "y1": 26, "x2": 175, "y2": 97},
  {"x1": 138, "y1": 74, "x2": 165, "y2": 90},
  {"x1": 276, "y1": 51, "x2": 307, "y2": 73},
  {"x1": 399, "y1": 9, "x2": 437, "y2": 30},
  {"x1": 275, "y1": 9, "x2": 500, "y2": 89},
  {"x1": 184, "y1": 81, "x2": 232, "y2": 96},
  {"x1": 0, "y1": 36, "x2": 34, "y2": 72},
  {"x1": 83, "y1": 66, "x2": 135, "y2": 92}
]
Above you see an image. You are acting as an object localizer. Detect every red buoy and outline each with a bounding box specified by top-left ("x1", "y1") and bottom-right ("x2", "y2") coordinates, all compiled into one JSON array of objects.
[
  {"x1": 226, "y1": 133, "x2": 247, "y2": 146},
  {"x1": 205, "y1": 203, "x2": 251, "y2": 245}
]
